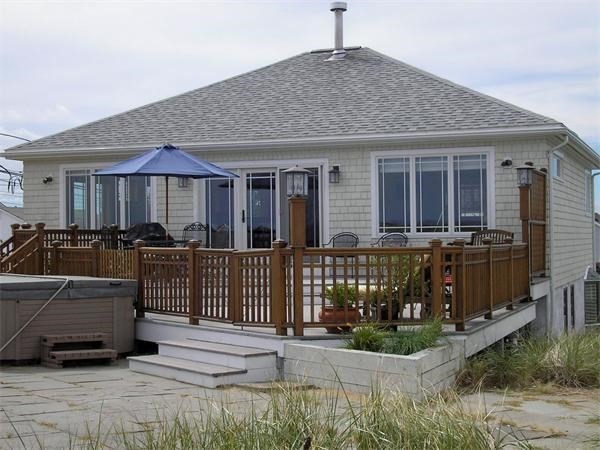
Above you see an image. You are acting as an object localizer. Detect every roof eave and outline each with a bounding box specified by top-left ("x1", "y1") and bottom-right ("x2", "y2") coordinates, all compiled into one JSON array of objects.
[{"x1": 4, "y1": 124, "x2": 595, "y2": 162}]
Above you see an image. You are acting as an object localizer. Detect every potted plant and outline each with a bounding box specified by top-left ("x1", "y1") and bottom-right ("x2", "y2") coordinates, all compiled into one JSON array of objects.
[{"x1": 319, "y1": 284, "x2": 361, "y2": 334}]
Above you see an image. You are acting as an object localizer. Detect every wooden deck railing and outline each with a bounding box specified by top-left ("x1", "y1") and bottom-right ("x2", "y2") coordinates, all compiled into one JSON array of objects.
[{"x1": 26, "y1": 236, "x2": 530, "y2": 334}]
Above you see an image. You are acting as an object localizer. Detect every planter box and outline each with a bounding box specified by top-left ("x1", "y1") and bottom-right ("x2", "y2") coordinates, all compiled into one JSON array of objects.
[{"x1": 283, "y1": 341, "x2": 464, "y2": 400}]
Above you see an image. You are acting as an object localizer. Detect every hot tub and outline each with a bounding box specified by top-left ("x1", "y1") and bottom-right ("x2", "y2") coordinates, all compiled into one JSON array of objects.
[{"x1": 0, "y1": 275, "x2": 136, "y2": 362}]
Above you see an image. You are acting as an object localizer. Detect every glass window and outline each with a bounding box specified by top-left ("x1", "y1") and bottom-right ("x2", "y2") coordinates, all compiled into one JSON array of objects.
[
  {"x1": 95, "y1": 175, "x2": 120, "y2": 227},
  {"x1": 454, "y1": 155, "x2": 487, "y2": 232},
  {"x1": 376, "y1": 152, "x2": 489, "y2": 235},
  {"x1": 416, "y1": 156, "x2": 448, "y2": 232},
  {"x1": 65, "y1": 169, "x2": 152, "y2": 228},
  {"x1": 206, "y1": 178, "x2": 235, "y2": 248},
  {"x1": 552, "y1": 156, "x2": 562, "y2": 178},
  {"x1": 378, "y1": 158, "x2": 410, "y2": 233},
  {"x1": 66, "y1": 169, "x2": 91, "y2": 228},
  {"x1": 125, "y1": 177, "x2": 151, "y2": 226}
]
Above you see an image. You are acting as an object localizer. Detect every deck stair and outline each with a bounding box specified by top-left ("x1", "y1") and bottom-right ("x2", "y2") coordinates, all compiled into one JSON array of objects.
[
  {"x1": 128, "y1": 339, "x2": 278, "y2": 388},
  {"x1": 41, "y1": 333, "x2": 117, "y2": 368}
]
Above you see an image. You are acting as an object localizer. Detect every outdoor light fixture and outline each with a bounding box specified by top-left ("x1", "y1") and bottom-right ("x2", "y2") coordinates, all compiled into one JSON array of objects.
[
  {"x1": 516, "y1": 163, "x2": 534, "y2": 187},
  {"x1": 328, "y1": 165, "x2": 340, "y2": 184},
  {"x1": 42, "y1": 176, "x2": 53, "y2": 184},
  {"x1": 177, "y1": 177, "x2": 189, "y2": 188},
  {"x1": 283, "y1": 165, "x2": 310, "y2": 198}
]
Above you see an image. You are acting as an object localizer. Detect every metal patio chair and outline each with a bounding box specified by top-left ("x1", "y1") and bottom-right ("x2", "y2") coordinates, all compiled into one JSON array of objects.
[{"x1": 372, "y1": 232, "x2": 408, "y2": 248}]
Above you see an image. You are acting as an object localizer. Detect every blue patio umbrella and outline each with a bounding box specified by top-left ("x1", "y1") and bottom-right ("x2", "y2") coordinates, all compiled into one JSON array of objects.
[{"x1": 94, "y1": 143, "x2": 238, "y2": 230}]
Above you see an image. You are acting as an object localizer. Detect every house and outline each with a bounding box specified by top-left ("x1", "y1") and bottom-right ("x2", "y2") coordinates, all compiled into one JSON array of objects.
[
  {"x1": 0, "y1": 202, "x2": 23, "y2": 242},
  {"x1": 3, "y1": 5, "x2": 598, "y2": 336}
]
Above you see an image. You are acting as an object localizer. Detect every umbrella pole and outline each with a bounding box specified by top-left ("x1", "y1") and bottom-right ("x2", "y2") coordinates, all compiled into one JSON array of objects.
[{"x1": 165, "y1": 175, "x2": 169, "y2": 238}]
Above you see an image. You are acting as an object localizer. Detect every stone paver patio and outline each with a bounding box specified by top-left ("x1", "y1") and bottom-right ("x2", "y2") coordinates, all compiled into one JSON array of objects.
[
  {"x1": 0, "y1": 360, "x2": 270, "y2": 449},
  {"x1": 1, "y1": 360, "x2": 598, "y2": 449}
]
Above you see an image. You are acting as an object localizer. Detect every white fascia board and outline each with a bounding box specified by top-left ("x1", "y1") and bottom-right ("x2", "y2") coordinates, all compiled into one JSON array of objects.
[{"x1": 3, "y1": 124, "x2": 572, "y2": 160}]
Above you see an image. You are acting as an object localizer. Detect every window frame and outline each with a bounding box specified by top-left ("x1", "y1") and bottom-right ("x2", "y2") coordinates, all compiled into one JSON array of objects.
[
  {"x1": 60, "y1": 163, "x2": 157, "y2": 228},
  {"x1": 551, "y1": 152, "x2": 563, "y2": 180},
  {"x1": 371, "y1": 146, "x2": 495, "y2": 238}
]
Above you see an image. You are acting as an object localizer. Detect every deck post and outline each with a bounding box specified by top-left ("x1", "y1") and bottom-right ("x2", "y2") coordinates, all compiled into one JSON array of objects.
[
  {"x1": 506, "y1": 237, "x2": 515, "y2": 310},
  {"x1": 187, "y1": 240, "x2": 201, "y2": 325},
  {"x1": 230, "y1": 251, "x2": 242, "y2": 323},
  {"x1": 50, "y1": 240, "x2": 62, "y2": 275},
  {"x1": 35, "y1": 222, "x2": 45, "y2": 275},
  {"x1": 430, "y1": 239, "x2": 443, "y2": 318},
  {"x1": 452, "y1": 239, "x2": 466, "y2": 331},
  {"x1": 69, "y1": 224, "x2": 79, "y2": 247},
  {"x1": 289, "y1": 197, "x2": 306, "y2": 336},
  {"x1": 10, "y1": 223, "x2": 20, "y2": 239},
  {"x1": 271, "y1": 239, "x2": 288, "y2": 336},
  {"x1": 109, "y1": 224, "x2": 119, "y2": 249},
  {"x1": 484, "y1": 237, "x2": 494, "y2": 319},
  {"x1": 90, "y1": 240, "x2": 101, "y2": 277},
  {"x1": 133, "y1": 239, "x2": 145, "y2": 318}
]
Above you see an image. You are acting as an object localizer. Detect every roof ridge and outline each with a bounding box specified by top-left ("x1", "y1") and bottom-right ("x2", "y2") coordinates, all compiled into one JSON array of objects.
[
  {"x1": 5, "y1": 50, "x2": 312, "y2": 153},
  {"x1": 363, "y1": 47, "x2": 561, "y2": 126}
]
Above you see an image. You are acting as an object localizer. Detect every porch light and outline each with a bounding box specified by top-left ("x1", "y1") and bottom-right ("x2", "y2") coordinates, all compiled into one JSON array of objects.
[
  {"x1": 328, "y1": 165, "x2": 340, "y2": 184},
  {"x1": 283, "y1": 165, "x2": 310, "y2": 198},
  {"x1": 177, "y1": 177, "x2": 189, "y2": 188},
  {"x1": 516, "y1": 164, "x2": 534, "y2": 187}
]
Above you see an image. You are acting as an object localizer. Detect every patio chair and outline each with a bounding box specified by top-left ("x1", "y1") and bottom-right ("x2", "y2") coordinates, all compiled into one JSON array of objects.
[
  {"x1": 372, "y1": 232, "x2": 408, "y2": 248},
  {"x1": 182, "y1": 222, "x2": 208, "y2": 245},
  {"x1": 470, "y1": 229, "x2": 514, "y2": 246},
  {"x1": 324, "y1": 232, "x2": 359, "y2": 278},
  {"x1": 324, "y1": 232, "x2": 359, "y2": 248}
]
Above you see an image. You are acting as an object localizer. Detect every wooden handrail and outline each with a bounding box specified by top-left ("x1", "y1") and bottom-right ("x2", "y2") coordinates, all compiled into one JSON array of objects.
[{"x1": 10, "y1": 237, "x2": 530, "y2": 334}]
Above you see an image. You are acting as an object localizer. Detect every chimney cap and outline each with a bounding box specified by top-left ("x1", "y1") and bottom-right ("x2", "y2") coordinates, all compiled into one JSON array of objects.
[{"x1": 330, "y1": 2, "x2": 347, "y2": 12}]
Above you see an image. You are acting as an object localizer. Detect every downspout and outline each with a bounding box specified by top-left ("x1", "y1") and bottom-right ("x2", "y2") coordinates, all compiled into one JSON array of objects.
[{"x1": 547, "y1": 134, "x2": 569, "y2": 335}]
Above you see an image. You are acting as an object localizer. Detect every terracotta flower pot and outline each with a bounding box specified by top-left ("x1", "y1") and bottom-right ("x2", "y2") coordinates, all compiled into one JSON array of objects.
[{"x1": 318, "y1": 306, "x2": 361, "y2": 334}]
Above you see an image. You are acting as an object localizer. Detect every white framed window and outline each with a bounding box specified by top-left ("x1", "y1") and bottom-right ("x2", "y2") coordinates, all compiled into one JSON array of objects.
[
  {"x1": 551, "y1": 154, "x2": 563, "y2": 179},
  {"x1": 63, "y1": 167, "x2": 152, "y2": 228},
  {"x1": 372, "y1": 147, "x2": 493, "y2": 236}
]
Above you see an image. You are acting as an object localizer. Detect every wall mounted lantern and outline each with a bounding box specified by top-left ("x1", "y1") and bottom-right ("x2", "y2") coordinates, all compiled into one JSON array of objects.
[
  {"x1": 283, "y1": 165, "x2": 309, "y2": 198},
  {"x1": 516, "y1": 163, "x2": 534, "y2": 187},
  {"x1": 328, "y1": 165, "x2": 340, "y2": 184}
]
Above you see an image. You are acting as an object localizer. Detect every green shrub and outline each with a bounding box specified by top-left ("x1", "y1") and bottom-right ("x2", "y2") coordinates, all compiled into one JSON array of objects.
[
  {"x1": 345, "y1": 324, "x2": 390, "y2": 352},
  {"x1": 325, "y1": 284, "x2": 358, "y2": 308}
]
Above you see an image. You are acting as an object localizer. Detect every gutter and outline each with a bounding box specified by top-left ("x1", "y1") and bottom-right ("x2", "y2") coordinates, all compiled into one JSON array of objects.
[
  {"x1": 2, "y1": 124, "x2": 574, "y2": 159},
  {"x1": 547, "y1": 135, "x2": 570, "y2": 335}
]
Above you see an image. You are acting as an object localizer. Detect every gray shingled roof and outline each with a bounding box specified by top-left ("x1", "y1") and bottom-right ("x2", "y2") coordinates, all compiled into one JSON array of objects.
[{"x1": 10, "y1": 47, "x2": 559, "y2": 152}]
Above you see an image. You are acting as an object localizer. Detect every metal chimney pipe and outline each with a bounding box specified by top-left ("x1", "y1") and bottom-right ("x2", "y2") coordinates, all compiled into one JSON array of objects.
[{"x1": 329, "y1": 2, "x2": 347, "y2": 60}]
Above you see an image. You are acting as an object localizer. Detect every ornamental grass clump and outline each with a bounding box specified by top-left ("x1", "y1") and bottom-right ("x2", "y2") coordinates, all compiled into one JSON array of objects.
[
  {"x1": 460, "y1": 329, "x2": 600, "y2": 390},
  {"x1": 345, "y1": 323, "x2": 390, "y2": 352},
  {"x1": 345, "y1": 317, "x2": 443, "y2": 356},
  {"x1": 113, "y1": 383, "x2": 519, "y2": 450},
  {"x1": 381, "y1": 316, "x2": 443, "y2": 356}
]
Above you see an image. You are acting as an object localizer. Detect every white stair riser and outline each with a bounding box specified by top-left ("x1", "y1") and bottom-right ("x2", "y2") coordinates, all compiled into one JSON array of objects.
[
  {"x1": 130, "y1": 359, "x2": 277, "y2": 388},
  {"x1": 159, "y1": 344, "x2": 276, "y2": 370}
]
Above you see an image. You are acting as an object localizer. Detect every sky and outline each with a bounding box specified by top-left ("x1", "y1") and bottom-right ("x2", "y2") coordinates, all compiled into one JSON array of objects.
[{"x1": 0, "y1": 0, "x2": 599, "y2": 209}]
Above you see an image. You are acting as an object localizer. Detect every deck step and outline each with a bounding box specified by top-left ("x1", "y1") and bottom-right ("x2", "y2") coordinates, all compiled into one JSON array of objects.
[
  {"x1": 159, "y1": 340, "x2": 276, "y2": 370},
  {"x1": 128, "y1": 354, "x2": 276, "y2": 388}
]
